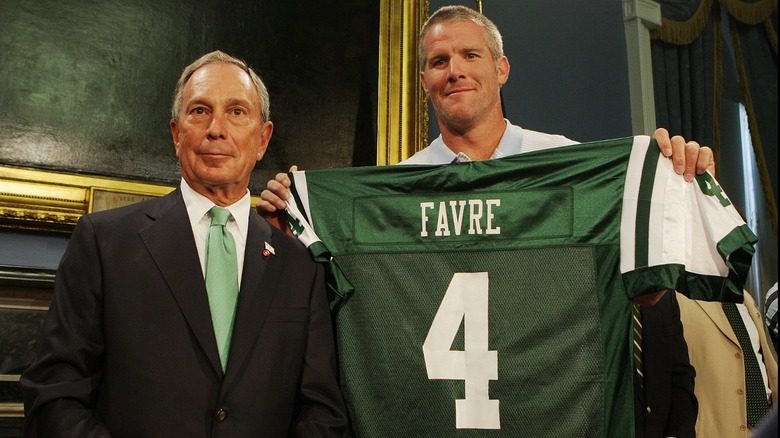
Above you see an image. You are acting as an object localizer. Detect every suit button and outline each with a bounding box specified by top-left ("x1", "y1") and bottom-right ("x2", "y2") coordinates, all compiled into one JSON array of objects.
[
  {"x1": 737, "y1": 388, "x2": 745, "y2": 395},
  {"x1": 740, "y1": 424, "x2": 747, "y2": 431},
  {"x1": 216, "y1": 408, "x2": 228, "y2": 422},
  {"x1": 736, "y1": 352, "x2": 742, "y2": 359},
  {"x1": 646, "y1": 406, "x2": 652, "y2": 414}
]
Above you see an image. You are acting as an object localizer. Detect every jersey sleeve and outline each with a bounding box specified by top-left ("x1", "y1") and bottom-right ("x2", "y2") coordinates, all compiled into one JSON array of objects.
[
  {"x1": 286, "y1": 171, "x2": 355, "y2": 307},
  {"x1": 619, "y1": 136, "x2": 757, "y2": 302}
]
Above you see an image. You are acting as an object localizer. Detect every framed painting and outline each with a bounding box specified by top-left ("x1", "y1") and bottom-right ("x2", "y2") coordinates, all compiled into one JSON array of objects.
[{"x1": 1, "y1": 0, "x2": 428, "y2": 233}]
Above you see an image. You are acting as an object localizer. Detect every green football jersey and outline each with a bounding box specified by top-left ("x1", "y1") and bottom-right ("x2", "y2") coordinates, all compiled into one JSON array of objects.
[{"x1": 286, "y1": 136, "x2": 756, "y2": 437}]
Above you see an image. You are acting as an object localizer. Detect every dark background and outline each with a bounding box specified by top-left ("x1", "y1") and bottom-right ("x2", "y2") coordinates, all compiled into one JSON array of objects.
[
  {"x1": 0, "y1": 0, "x2": 380, "y2": 193},
  {"x1": 0, "y1": 0, "x2": 638, "y2": 277},
  {"x1": 1, "y1": 0, "x2": 632, "y2": 197},
  {"x1": 427, "y1": 0, "x2": 632, "y2": 143}
]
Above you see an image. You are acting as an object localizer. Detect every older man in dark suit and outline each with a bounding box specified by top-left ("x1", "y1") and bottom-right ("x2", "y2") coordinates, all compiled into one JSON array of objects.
[{"x1": 20, "y1": 51, "x2": 347, "y2": 437}]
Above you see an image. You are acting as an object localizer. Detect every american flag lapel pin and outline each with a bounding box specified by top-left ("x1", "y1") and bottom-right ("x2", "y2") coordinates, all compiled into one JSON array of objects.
[{"x1": 263, "y1": 241, "x2": 275, "y2": 257}]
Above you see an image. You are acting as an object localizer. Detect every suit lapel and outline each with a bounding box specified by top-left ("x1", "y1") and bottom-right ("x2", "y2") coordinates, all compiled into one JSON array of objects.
[
  {"x1": 139, "y1": 189, "x2": 222, "y2": 377},
  {"x1": 696, "y1": 300, "x2": 740, "y2": 347},
  {"x1": 223, "y1": 213, "x2": 284, "y2": 384}
]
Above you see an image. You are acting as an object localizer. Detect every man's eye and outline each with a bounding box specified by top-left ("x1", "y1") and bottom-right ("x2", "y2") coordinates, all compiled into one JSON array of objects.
[
  {"x1": 192, "y1": 107, "x2": 206, "y2": 115},
  {"x1": 232, "y1": 108, "x2": 244, "y2": 116}
]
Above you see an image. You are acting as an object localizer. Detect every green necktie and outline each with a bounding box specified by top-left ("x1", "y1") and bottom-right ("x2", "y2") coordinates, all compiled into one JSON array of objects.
[
  {"x1": 722, "y1": 302, "x2": 769, "y2": 428},
  {"x1": 206, "y1": 206, "x2": 239, "y2": 372}
]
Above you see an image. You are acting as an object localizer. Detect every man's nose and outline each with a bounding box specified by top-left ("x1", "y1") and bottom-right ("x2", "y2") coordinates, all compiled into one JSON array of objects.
[
  {"x1": 447, "y1": 58, "x2": 465, "y2": 80},
  {"x1": 207, "y1": 113, "x2": 227, "y2": 139}
]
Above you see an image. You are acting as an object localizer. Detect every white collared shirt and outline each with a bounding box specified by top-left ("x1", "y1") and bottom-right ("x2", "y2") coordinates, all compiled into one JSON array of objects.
[
  {"x1": 399, "y1": 119, "x2": 578, "y2": 165},
  {"x1": 180, "y1": 179, "x2": 250, "y2": 287}
]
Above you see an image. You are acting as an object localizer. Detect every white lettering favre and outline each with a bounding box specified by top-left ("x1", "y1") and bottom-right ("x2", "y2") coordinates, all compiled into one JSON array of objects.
[{"x1": 420, "y1": 199, "x2": 501, "y2": 238}]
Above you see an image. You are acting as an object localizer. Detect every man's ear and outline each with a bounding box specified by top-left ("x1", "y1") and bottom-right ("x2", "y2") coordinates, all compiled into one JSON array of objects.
[
  {"x1": 420, "y1": 71, "x2": 431, "y2": 98},
  {"x1": 496, "y1": 56, "x2": 510, "y2": 87},
  {"x1": 255, "y1": 121, "x2": 274, "y2": 161},
  {"x1": 170, "y1": 119, "x2": 181, "y2": 157}
]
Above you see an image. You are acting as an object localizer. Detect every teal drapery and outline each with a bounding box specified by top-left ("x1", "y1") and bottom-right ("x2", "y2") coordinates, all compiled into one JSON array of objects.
[{"x1": 650, "y1": 0, "x2": 777, "y2": 238}]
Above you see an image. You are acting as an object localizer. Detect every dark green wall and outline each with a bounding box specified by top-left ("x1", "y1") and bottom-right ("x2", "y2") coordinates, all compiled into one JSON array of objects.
[{"x1": 0, "y1": 0, "x2": 379, "y2": 192}]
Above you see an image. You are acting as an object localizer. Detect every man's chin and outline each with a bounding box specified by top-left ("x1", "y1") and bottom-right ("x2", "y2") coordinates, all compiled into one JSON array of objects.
[
  {"x1": 439, "y1": 111, "x2": 477, "y2": 131},
  {"x1": 189, "y1": 168, "x2": 234, "y2": 187}
]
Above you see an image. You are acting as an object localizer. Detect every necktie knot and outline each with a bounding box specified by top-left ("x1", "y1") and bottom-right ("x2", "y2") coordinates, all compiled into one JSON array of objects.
[{"x1": 209, "y1": 206, "x2": 232, "y2": 227}]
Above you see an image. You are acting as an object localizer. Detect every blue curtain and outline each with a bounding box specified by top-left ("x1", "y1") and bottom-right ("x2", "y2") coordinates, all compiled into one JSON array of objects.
[{"x1": 651, "y1": 0, "x2": 777, "y2": 238}]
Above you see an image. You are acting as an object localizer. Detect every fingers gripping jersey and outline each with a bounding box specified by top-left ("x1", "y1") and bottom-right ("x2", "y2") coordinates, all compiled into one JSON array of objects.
[{"x1": 286, "y1": 136, "x2": 756, "y2": 437}]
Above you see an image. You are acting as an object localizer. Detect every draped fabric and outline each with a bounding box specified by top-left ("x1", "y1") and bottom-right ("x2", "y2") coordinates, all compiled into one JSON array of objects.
[{"x1": 650, "y1": 0, "x2": 778, "y2": 238}]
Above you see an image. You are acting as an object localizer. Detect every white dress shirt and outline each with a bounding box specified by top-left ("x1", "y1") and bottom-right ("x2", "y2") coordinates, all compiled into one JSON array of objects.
[
  {"x1": 180, "y1": 179, "x2": 250, "y2": 287},
  {"x1": 400, "y1": 119, "x2": 578, "y2": 165}
]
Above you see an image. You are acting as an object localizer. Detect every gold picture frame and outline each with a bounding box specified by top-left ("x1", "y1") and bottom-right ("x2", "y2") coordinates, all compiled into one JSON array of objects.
[
  {"x1": 377, "y1": 0, "x2": 429, "y2": 165},
  {"x1": 0, "y1": 165, "x2": 176, "y2": 233}
]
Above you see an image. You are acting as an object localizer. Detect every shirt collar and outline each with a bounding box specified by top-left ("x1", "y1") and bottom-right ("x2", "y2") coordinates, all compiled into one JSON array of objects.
[
  {"x1": 491, "y1": 119, "x2": 524, "y2": 159},
  {"x1": 433, "y1": 119, "x2": 524, "y2": 161},
  {"x1": 180, "y1": 179, "x2": 250, "y2": 240}
]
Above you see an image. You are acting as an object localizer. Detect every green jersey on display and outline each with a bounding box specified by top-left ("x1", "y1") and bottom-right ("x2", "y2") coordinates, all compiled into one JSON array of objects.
[{"x1": 286, "y1": 136, "x2": 756, "y2": 437}]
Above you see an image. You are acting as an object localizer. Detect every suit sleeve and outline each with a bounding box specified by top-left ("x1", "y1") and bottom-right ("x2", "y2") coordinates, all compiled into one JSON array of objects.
[
  {"x1": 665, "y1": 292, "x2": 698, "y2": 438},
  {"x1": 20, "y1": 216, "x2": 111, "y2": 437},
  {"x1": 290, "y1": 259, "x2": 348, "y2": 436}
]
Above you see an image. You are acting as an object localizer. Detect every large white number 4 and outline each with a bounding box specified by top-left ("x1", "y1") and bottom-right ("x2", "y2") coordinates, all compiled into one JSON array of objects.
[{"x1": 422, "y1": 272, "x2": 499, "y2": 429}]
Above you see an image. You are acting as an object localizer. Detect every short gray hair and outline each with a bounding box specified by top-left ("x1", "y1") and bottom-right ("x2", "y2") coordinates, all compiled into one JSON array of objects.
[
  {"x1": 171, "y1": 50, "x2": 270, "y2": 123},
  {"x1": 417, "y1": 5, "x2": 504, "y2": 68}
]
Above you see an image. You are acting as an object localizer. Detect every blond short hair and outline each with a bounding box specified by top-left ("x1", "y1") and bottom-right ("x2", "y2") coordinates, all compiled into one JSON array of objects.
[{"x1": 417, "y1": 5, "x2": 504, "y2": 68}]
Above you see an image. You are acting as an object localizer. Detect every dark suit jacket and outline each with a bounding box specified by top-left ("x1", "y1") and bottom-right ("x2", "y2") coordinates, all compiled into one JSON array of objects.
[
  {"x1": 634, "y1": 291, "x2": 698, "y2": 438},
  {"x1": 21, "y1": 189, "x2": 347, "y2": 437}
]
